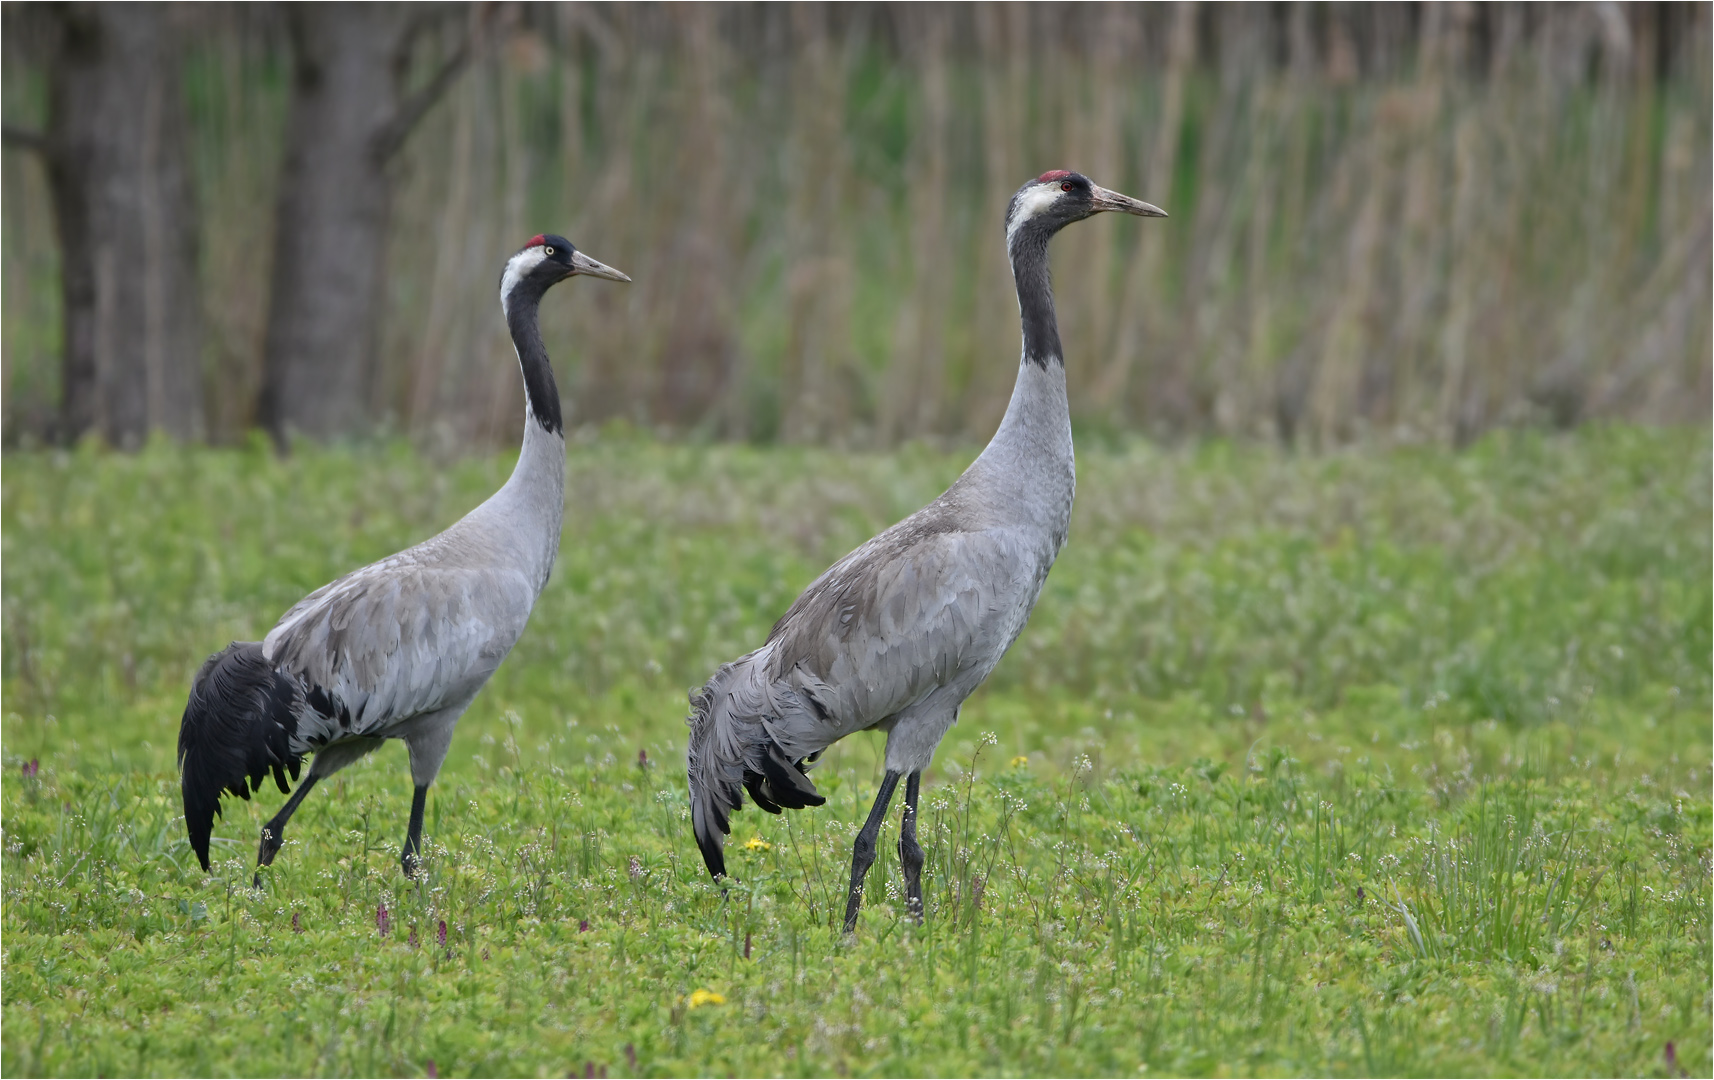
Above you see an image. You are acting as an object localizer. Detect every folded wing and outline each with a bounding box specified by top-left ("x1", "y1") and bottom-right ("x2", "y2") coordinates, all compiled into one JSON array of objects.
[{"x1": 263, "y1": 554, "x2": 538, "y2": 745}]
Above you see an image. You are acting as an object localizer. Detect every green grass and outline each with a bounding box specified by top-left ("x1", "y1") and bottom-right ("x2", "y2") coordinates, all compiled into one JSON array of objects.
[{"x1": 3, "y1": 425, "x2": 1710, "y2": 1077}]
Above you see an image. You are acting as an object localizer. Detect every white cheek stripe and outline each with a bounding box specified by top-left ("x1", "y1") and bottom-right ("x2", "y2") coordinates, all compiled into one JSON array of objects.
[
  {"x1": 499, "y1": 249, "x2": 547, "y2": 316},
  {"x1": 1006, "y1": 186, "x2": 1063, "y2": 249}
]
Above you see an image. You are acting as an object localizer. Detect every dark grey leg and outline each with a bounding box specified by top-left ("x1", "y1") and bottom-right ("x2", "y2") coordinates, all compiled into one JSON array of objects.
[
  {"x1": 255, "y1": 774, "x2": 320, "y2": 887},
  {"x1": 842, "y1": 770, "x2": 901, "y2": 934},
  {"x1": 401, "y1": 784, "x2": 428, "y2": 877},
  {"x1": 898, "y1": 771, "x2": 925, "y2": 924}
]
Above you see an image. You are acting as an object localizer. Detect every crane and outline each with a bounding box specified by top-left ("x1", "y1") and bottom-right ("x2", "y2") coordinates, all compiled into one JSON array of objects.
[
  {"x1": 178, "y1": 235, "x2": 629, "y2": 884},
  {"x1": 687, "y1": 171, "x2": 1165, "y2": 932}
]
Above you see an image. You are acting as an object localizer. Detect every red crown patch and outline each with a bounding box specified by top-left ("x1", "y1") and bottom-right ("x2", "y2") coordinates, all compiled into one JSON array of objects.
[
  {"x1": 527, "y1": 234, "x2": 547, "y2": 248},
  {"x1": 1037, "y1": 169, "x2": 1073, "y2": 182}
]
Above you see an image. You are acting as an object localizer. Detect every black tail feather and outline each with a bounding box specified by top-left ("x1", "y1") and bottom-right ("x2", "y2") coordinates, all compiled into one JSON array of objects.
[
  {"x1": 178, "y1": 642, "x2": 303, "y2": 872},
  {"x1": 692, "y1": 786, "x2": 738, "y2": 879},
  {"x1": 758, "y1": 744, "x2": 825, "y2": 811},
  {"x1": 743, "y1": 773, "x2": 784, "y2": 814},
  {"x1": 687, "y1": 660, "x2": 829, "y2": 882}
]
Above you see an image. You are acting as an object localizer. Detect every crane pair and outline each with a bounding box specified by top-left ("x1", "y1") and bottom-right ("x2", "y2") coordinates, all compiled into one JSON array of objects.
[{"x1": 177, "y1": 172, "x2": 1165, "y2": 934}]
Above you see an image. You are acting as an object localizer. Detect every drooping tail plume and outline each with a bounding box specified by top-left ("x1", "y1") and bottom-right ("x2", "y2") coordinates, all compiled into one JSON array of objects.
[
  {"x1": 686, "y1": 650, "x2": 825, "y2": 880},
  {"x1": 177, "y1": 642, "x2": 304, "y2": 871}
]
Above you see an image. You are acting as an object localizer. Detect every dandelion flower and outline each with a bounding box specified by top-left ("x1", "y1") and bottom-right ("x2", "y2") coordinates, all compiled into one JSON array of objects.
[
  {"x1": 1010, "y1": 755, "x2": 1029, "y2": 768},
  {"x1": 743, "y1": 836, "x2": 772, "y2": 852},
  {"x1": 687, "y1": 989, "x2": 726, "y2": 1009}
]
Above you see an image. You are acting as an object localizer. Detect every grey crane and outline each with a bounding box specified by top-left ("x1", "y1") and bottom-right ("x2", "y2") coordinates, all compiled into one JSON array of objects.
[
  {"x1": 687, "y1": 171, "x2": 1165, "y2": 931},
  {"x1": 177, "y1": 235, "x2": 628, "y2": 883}
]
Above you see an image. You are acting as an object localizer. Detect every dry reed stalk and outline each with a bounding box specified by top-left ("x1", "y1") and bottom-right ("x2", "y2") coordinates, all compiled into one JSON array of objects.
[
  {"x1": 879, "y1": 3, "x2": 950, "y2": 445},
  {"x1": 3, "y1": 3, "x2": 1707, "y2": 449},
  {"x1": 1101, "y1": 2, "x2": 1195, "y2": 431}
]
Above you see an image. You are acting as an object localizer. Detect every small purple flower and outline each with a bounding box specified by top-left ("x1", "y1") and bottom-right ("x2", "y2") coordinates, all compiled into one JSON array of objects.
[
  {"x1": 408, "y1": 925, "x2": 419, "y2": 949},
  {"x1": 579, "y1": 919, "x2": 590, "y2": 933},
  {"x1": 744, "y1": 931, "x2": 752, "y2": 960},
  {"x1": 22, "y1": 758, "x2": 38, "y2": 779},
  {"x1": 628, "y1": 855, "x2": 644, "y2": 882},
  {"x1": 291, "y1": 912, "x2": 303, "y2": 933},
  {"x1": 376, "y1": 902, "x2": 391, "y2": 937},
  {"x1": 425, "y1": 1060, "x2": 438, "y2": 1079},
  {"x1": 624, "y1": 1044, "x2": 637, "y2": 1070},
  {"x1": 437, "y1": 919, "x2": 447, "y2": 948},
  {"x1": 637, "y1": 748, "x2": 648, "y2": 768}
]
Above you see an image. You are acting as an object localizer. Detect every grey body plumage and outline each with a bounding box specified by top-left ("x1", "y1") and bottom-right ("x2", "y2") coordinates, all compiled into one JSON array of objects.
[
  {"x1": 178, "y1": 235, "x2": 628, "y2": 879},
  {"x1": 687, "y1": 171, "x2": 1165, "y2": 931}
]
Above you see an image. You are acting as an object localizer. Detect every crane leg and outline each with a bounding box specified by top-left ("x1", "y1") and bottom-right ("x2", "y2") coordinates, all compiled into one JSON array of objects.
[
  {"x1": 842, "y1": 770, "x2": 901, "y2": 934},
  {"x1": 401, "y1": 784, "x2": 429, "y2": 878},
  {"x1": 254, "y1": 775, "x2": 320, "y2": 887},
  {"x1": 897, "y1": 771, "x2": 925, "y2": 924}
]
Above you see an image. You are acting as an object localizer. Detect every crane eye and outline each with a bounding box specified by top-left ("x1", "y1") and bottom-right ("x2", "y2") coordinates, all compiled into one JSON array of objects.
[
  {"x1": 543, "y1": 245, "x2": 555, "y2": 255},
  {"x1": 1061, "y1": 182, "x2": 1074, "y2": 192}
]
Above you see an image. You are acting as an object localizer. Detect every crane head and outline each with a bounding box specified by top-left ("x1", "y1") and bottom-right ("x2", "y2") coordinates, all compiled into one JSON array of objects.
[
  {"x1": 500, "y1": 234, "x2": 630, "y2": 314},
  {"x1": 1006, "y1": 171, "x2": 1166, "y2": 251}
]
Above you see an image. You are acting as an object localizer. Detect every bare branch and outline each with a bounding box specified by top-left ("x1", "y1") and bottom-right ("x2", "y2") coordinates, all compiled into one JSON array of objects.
[{"x1": 373, "y1": 5, "x2": 500, "y2": 163}]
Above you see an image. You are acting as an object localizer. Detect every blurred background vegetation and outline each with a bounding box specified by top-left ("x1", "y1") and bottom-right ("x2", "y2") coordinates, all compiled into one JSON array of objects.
[
  {"x1": 3, "y1": 12, "x2": 1709, "y2": 1070},
  {"x1": 2, "y1": 2, "x2": 1709, "y2": 452}
]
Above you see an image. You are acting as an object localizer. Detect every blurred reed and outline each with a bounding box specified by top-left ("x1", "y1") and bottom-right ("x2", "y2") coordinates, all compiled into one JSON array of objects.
[{"x1": 3, "y1": 3, "x2": 1708, "y2": 449}]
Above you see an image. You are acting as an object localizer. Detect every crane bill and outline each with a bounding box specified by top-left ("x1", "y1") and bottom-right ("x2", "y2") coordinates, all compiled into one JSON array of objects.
[
  {"x1": 1091, "y1": 186, "x2": 1167, "y2": 217},
  {"x1": 570, "y1": 250, "x2": 630, "y2": 282}
]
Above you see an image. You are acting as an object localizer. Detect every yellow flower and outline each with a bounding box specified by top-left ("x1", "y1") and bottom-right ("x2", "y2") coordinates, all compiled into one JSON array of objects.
[
  {"x1": 687, "y1": 988, "x2": 726, "y2": 1009},
  {"x1": 1010, "y1": 755, "x2": 1029, "y2": 768},
  {"x1": 743, "y1": 835, "x2": 772, "y2": 852}
]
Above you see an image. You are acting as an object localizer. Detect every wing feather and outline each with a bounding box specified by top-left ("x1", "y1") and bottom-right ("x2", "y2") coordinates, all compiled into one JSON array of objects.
[
  {"x1": 764, "y1": 525, "x2": 1039, "y2": 746},
  {"x1": 264, "y1": 556, "x2": 536, "y2": 737},
  {"x1": 687, "y1": 510, "x2": 1053, "y2": 880}
]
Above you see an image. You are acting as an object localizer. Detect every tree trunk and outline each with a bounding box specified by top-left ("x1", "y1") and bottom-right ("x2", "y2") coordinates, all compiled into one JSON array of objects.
[
  {"x1": 259, "y1": 4, "x2": 472, "y2": 447},
  {"x1": 40, "y1": 3, "x2": 204, "y2": 448}
]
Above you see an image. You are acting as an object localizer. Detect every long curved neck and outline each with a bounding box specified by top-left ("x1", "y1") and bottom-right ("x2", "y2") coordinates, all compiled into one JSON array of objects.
[
  {"x1": 958, "y1": 222, "x2": 1075, "y2": 544},
  {"x1": 1009, "y1": 224, "x2": 1062, "y2": 368},
  {"x1": 470, "y1": 281, "x2": 566, "y2": 593},
  {"x1": 504, "y1": 282, "x2": 564, "y2": 436}
]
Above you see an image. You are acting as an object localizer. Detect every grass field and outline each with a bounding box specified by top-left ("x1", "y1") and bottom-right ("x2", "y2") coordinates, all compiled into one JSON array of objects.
[{"x1": 3, "y1": 425, "x2": 1710, "y2": 1077}]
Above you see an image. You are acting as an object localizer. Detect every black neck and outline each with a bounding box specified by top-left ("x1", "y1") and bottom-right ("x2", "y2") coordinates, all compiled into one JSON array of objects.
[
  {"x1": 1010, "y1": 224, "x2": 1061, "y2": 367},
  {"x1": 504, "y1": 279, "x2": 564, "y2": 436}
]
